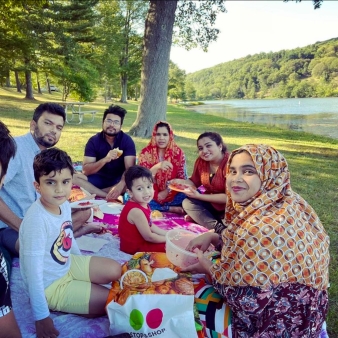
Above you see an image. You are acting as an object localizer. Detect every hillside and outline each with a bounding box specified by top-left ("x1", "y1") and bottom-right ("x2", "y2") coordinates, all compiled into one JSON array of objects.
[{"x1": 186, "y1": 37, "x2": 338, "y2": 100}]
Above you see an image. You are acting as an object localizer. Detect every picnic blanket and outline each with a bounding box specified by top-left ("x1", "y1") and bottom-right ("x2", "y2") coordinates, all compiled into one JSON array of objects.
[
  {"x1": 10, "y1": 212, "x2": 207, "y2": 338},
  {"x1": 9, "y1": 210, "x2": 330, "y2": 337}
]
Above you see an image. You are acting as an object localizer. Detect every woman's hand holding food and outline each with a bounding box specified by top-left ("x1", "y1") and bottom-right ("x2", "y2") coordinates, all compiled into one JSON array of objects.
[
  {"x1": 181, "y1": 249, "x2": 212, "y2": 274},
  {"x1": 151, "y1": 161, "x2": 172, "y2": 176},
  {"x1": 159, "y1": 160, "x2": 173, "y2": 171},
  {"x1": 182, "y1": 233, "x2": 219, "y2": 274},
  {"x1": 185, "y1": 232, "x2": 218, "y2": 253},
  {"x1": 184, "y1": 186, "x2": 200, "y2": 198}
]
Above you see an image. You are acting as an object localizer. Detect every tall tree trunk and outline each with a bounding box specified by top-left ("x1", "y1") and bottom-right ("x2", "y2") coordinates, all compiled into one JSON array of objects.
[
  {"x1": 129, "y1": 0, "x2": 177, "y2": 137},
  {"x1": 25, "y1": 69, "x2": 34, "y2": 100},
  {"x1": 108, "y1": 86, "x2": 111, "y2": 100},
  {"x1": 134, "y1": 85, "x2": 138, "y2": 101},
  {"x1": 46, "y1": 77, "x2": 51, "y2": 94},
  {"x1": 63, "y1": 81, "x2": 70, "y2": 101},
  {"x1": 120, "y1": 73, "x2": 128, "y2": 103},
  {"x1": 119, "y1": 6, "x2": 131, "y2": 104},
  {"x1": 5, "y1": 70, "x2": 10, "y2": 87},
  {"x1": 37, "y1": 72, "x2": 42, "y2": 94},
  {"x1": 24, "y1": 59, "x2": 34, "y2": 100},
  {"x1": 15, "y1": 71, "x2": 21, "y2": 93}
]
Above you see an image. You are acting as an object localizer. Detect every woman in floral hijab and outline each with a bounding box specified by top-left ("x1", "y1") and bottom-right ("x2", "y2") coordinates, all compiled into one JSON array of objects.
[
  {"x1": 184, "y1": 144, "x2": 329, "y2": 337},
  {"x1": 138, "y1": 121, "x2": 187, "y2": 213}
]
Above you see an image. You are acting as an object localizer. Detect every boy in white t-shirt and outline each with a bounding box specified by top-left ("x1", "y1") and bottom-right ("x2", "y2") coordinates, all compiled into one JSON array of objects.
[{"x1": 19, "y1": 148, "x2": 121, "y2": 338}]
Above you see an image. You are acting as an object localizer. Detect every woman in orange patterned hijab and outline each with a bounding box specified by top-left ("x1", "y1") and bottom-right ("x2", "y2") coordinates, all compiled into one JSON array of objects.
[
  {"x1": 184, "y1": 144, "x2": 330, "y2": 337},
  {"x1": 138, "y1": 121, "x2": 187, "y2": 213}
]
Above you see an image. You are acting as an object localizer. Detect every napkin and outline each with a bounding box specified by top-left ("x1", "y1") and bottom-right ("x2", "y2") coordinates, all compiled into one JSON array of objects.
[{"x1": 76, "y1": 235, "x2": 109, "y2": 252}]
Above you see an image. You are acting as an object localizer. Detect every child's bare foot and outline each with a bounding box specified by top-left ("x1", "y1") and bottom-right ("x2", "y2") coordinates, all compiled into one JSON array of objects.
[
  {"x1": 169, "y1": 206, "x2": 185, "y2": 214},
  {"x1": 74, "y1": 222, "x2": 103, "y2": 238}
]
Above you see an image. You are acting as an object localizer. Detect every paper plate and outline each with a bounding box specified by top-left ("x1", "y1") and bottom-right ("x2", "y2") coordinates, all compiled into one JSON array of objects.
[
  {"x1": 76, "y1": 235, "x2": 109, "y2": 252},
  {"x1": 99, "y1": 202, "x2": 123, "y2": 215},
  {"x1": 70, "y1": 199, "x2": 107, "y2": 209}
]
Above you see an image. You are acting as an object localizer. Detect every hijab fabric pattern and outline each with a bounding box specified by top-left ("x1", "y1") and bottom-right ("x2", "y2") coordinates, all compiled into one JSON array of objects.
[
  {"x1": 211, "y1": 144, "x2": 329, "y2": 290},
  {"x1": 138, "y1": 121, "x2": 186, "y2": 203}
]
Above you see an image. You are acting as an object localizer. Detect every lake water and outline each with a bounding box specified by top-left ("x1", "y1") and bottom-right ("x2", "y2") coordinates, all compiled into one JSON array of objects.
[{"x1": 189, "y1": 98, "x2": 338, "y2": 139}]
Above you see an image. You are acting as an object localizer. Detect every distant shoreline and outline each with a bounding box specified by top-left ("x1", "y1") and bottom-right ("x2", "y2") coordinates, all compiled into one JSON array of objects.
[{"x1": 184, "y1": 97, "x2": 338, "y2": 140}]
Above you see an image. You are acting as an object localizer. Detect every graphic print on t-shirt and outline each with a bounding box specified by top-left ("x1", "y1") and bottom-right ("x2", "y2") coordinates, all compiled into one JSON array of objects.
[
  {"x1": 50, "y1": 221, "x2": 73, "y2": 265},
  {"x1": 0, "y1": 253, "x2": 11, "y2": 317}
]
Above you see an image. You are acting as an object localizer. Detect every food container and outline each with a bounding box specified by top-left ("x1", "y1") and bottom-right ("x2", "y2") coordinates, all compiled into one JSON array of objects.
[
  {"x1": 166, "y1": 229, "x2": 199, "y2": 268},
  {"x1": 120, "y1": 269, "x2": 150, "y2": 291}
]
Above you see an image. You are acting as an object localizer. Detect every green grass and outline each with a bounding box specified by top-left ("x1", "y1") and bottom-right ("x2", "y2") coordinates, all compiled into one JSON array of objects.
[{"x1": 1, "y1": 87, "x2": 338, "y2": 335}]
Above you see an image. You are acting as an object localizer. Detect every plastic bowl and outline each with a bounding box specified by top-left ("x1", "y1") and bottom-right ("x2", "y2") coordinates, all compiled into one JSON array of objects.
[{"x1": 166, "y1": 229, "x2": 199, "y2": 268}]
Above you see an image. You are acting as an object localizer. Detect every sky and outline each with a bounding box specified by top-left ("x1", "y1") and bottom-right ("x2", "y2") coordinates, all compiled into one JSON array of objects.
[{"x1": 170, "y1": 1, "x2": 338, "y2": 74}]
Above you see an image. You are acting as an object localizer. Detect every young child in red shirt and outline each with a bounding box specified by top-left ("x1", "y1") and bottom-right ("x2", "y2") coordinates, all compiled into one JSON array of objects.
[{"x1": 119, "y1": 165, "x2": 167, "y2": 254}]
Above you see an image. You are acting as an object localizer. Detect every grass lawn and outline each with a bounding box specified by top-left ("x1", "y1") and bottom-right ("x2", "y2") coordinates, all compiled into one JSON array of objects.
[{"x1": 1, "y1": 87, "x2": 338, "y2": 335}]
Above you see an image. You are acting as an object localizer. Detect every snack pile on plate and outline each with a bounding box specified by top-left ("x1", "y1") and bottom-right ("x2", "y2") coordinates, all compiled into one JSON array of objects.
[
  {"x1": 168, "y1": 181, "x2": 193, "y2": 192},
  {"x1": 151, "y1": 210, "x2": 163, "y2": 219},
  {"x1": 78, "y1": 201, "x2": 92, "y2": 206},
  {"x1": 68, "y1": 188, "x2": 87, "y2": 202}
]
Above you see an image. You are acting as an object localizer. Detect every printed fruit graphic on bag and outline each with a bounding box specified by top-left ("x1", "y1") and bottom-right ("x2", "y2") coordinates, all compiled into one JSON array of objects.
[{"x1": 150, "y1": 252, "x2": 174, "y2": 269}]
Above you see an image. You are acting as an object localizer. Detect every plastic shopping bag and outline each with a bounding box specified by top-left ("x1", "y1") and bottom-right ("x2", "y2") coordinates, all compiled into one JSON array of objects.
[
  {"x1": 106, "y1": 252, "x2": 198, "y2": 337},
  {"x1": 107, "y1": 294, "x2": 197, "y2": 337}
]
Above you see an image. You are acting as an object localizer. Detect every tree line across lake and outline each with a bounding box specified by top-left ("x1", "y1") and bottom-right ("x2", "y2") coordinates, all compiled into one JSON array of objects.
[{"x1": 185, "y1": 37, "x2": 338, "y2": 101}]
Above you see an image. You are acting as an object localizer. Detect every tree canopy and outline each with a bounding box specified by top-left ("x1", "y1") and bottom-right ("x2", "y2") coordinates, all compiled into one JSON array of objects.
[
  {"x1": 129, "y1": 0, "x2": 226, "y2": 137},
  {"x1": 0, "y1": 0, "x2": 327, "y2": 107},
  {"x1": 284, "y1": 0, "x2": 323, "y2": 10},
  {"x1": 0, "y1": 0, "x2": 145, "y2": 102}
]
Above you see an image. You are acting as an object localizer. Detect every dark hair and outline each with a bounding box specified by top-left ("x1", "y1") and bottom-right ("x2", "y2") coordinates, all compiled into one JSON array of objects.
[
  {"x1": 33, "y1": 103, "x2": 66, "y2": 123},
  {"x1": 103, "y1": 105, "x2": 127, "y2": 125},
  {"x1": 156, "y1": 122, "x2": 170, "y2": 134},
  {"x1": 33, "y1": 148, "x2": 74, "y2": 183},
  {"x1": 0, "y1": 121, "x2": 16, "y2": 182},
  {"x1": 197, "y1": 132, "x2": 228, "y2": 154},
  {"x1": 125, "y1": 165, "x2": 153, "y2": 190}
]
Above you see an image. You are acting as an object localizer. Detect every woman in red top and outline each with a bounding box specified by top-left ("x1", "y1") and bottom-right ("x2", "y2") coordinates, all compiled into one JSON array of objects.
[
  {"x1": 180, "y1": 132, "x2": 229, "y2": 234},
  {"x1": 138, "y1": 121, "x2": 187, "y2": 214}
]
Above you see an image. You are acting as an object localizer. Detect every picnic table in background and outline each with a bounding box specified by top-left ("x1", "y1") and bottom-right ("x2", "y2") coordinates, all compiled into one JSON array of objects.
[{"x1": 50, "y1": 101, "x2": 97, "y2": 124}]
